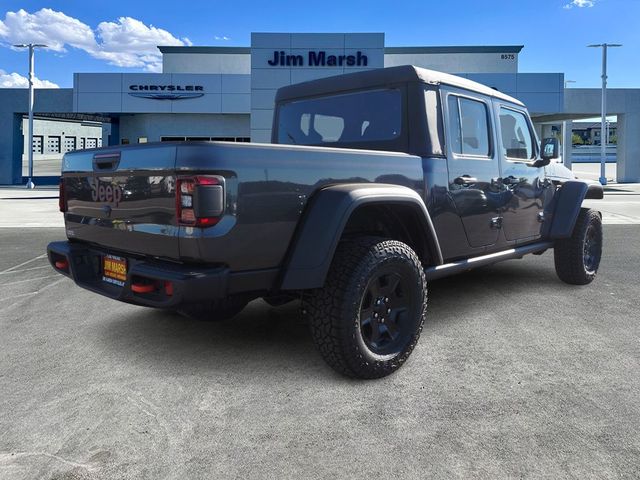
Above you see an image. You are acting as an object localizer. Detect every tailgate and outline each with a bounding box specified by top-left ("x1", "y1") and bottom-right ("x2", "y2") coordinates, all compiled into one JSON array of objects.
[{"x1": 61, "y1": 145, "x2": 180, "y2": 260}]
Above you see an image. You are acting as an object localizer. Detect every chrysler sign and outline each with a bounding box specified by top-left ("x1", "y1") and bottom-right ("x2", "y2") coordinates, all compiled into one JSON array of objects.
[{"x1": 128, "y1": 84, "x2": 204, "y2": 100}]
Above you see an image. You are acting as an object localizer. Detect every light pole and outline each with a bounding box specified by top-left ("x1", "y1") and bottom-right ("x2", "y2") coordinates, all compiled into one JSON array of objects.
[
  {"x1": 563, "y1": 80, "x2": 576, "y2": 167},
  {"x1": 588, "y1": 43, "x2": 622, "y2": 186},
  {"x1": 13, "y1": 43, "x2": 48, "y2": 189}
]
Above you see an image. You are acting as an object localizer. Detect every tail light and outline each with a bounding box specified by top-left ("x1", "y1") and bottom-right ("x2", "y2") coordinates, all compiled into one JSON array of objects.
[
  {"x1": 54, "y1": 259, "x2": 69, "y2": 271},
  {"x1": 59, "y1": 177, "x2": 67, "y2": 213},
  {"x1": 176, "y1": 176, "x2": 224, "y2": 227}
]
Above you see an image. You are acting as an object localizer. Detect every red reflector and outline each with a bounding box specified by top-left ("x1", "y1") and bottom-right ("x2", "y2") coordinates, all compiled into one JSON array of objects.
[
  {"x1": 58, "y1": 178, "x2": 67, "y2": 213},
  {"x1": 164, "y1": 281, "x2": 174, "y2": 296},
  {"x1": 131, "y1": 283, "x2": 156, "y2": 294},
  {"x1": 195, "y1": 217, "x2": 220, "y2": 227},
  {"x1": 55, "y1": 260, "x2": 68, "y2": 270}
]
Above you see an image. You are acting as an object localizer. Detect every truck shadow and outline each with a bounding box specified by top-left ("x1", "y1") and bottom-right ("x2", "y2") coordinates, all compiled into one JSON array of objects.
[{"x1": 99, "y1": 256, "x2": 561, "y2": 378}]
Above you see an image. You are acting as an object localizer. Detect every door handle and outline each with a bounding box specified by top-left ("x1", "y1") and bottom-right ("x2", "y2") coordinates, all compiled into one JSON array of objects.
[
  {"x1": 93, "y1": 152, "x2": 121, "y2": 171},
  {"x1": 502, "y1": 176, "x2": 520, "y2": 185},
  {"x1": 453, "y1": 175, "x2": 478, "y2": 186}
]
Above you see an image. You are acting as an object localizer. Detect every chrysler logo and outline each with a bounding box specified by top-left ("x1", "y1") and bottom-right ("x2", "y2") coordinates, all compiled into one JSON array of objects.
[
  {"x1": 128, "y1": 92, "x2": 204, "y2": 100},
  {"x1": 128, "y1": 85, "x2": 204, "y2": 101}
]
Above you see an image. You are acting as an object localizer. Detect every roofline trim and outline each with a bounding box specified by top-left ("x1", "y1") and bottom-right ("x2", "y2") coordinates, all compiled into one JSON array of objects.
[
  {"x1": 158, "y1": 46, "x2": 251, "y2": 54},
  {"x1": 158, "y1": 45, "x2": 524, "y2": 55},
  {"x1": 384, "y1": 45, "x2": 524, "y2": 54}
]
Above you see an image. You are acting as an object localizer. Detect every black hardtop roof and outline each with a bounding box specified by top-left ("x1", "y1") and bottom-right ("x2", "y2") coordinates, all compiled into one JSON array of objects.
[{"x1": 275, "y1": 65, "x2": 524, "y2": 107}]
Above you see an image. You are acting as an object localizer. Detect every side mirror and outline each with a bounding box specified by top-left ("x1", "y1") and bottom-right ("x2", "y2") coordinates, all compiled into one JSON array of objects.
[{"x1": 541, "y1": 137, "x2": 559, "y2": 161}]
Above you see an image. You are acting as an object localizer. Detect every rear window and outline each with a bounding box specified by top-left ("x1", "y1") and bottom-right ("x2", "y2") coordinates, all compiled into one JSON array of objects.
[{"x1": 276, "y1": 89, "x2": 402, "y2": 145}]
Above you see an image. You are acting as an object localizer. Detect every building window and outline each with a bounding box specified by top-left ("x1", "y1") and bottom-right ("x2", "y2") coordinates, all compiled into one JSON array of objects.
[
  {"x1": 32, "y1": 135, "x2": 43, "y2": 154},
  {"x1": 86, "y1": 138, "x2": 98, "y2": 148},
  {"x1": 46, "y1": 136, "x2": 61, "y2": 154},
  {"x1": 63, "y1": 137, "x2": 76, "y2": 152}
]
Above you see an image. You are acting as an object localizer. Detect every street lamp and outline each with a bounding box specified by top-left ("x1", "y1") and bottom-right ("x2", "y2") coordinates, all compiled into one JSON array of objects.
[
  {"x1": 588, "y1": 43, "x2": 622, "y2": 186},
  {"x1": 13, "y1": 43, "x2": 48, "y2": 189}
]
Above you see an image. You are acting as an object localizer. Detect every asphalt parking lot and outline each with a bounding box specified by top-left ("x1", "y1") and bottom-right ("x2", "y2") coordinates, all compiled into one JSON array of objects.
[{"x1": 1, "y1": 188, "x2": 639, "y2": 479}]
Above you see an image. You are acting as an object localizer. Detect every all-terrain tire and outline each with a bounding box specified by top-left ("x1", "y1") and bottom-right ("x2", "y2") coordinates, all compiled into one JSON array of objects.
[
  {"x1": 178, "y1": 295, "x2": 249, "y2": 321},
  {"x1": 554, "y1": 208, "x2": 603, "y2": 285},
  {"x1": 303, "y1": 237, "x2": 427, "y2": 379}
]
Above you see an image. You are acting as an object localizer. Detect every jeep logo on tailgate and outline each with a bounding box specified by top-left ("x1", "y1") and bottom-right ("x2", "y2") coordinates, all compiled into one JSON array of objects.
[{"x1": 89, "y1": 178, "x2": 123, "y2": 207}]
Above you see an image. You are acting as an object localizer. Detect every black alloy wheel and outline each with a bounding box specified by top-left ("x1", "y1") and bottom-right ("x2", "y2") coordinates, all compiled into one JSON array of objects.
[
  {"x1": 554, "y1": 208, "x2": 603, "y2": 285},
  {"x1": 358, "y1": 269, "x2": 419, "y2": 359},
  {"x1": 583, "y1": 222, "x2": 600, "y2": 274},
  {"x1": 304, "y1": 236, "x2": 427, "y2": 379}
]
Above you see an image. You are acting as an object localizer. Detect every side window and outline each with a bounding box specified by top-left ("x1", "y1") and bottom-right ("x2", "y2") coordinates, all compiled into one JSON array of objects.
[
  {"x1": 447, "y1": 95, "x2": 490, "y2": 157},
  {"x1": 499, "y1": 108, "x2": 534, "y2": 160},
  {"x1": 447, "y1": 96, "x2": 462, "y2": 154}
]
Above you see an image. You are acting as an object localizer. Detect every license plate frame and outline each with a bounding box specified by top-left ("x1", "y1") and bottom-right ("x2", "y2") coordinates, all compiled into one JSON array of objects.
[{"x1": 102, "y1": 254, "x2": 127, "y2": 287}]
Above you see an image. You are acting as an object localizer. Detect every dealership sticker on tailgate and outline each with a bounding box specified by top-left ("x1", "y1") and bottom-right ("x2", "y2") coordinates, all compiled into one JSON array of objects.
[{"x1": 103, "y1": 254, "x2": 127, "y2": 287}]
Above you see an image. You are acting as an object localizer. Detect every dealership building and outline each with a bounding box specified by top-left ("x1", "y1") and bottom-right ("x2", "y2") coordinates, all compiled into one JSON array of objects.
[{"x1": 1, "y1": 32, "x2": 639, "y2": 184}]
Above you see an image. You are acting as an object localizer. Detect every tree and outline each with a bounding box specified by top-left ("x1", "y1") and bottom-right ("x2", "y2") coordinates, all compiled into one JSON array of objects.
[{"x1": 572, "y1": 133, "x2": 584, "y2": 146}]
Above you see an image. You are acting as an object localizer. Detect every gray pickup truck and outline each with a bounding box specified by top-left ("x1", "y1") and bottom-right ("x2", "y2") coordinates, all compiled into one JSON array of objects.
[{"x1": 48, "y1": 65, "x2": 603, "y2": 379}]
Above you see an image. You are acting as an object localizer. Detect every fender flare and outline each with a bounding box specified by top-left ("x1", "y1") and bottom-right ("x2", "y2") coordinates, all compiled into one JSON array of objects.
[
  {"x1": 548, "y1": 180, "x2": 603, "y2": 239},
  {"x1": 279, "y1": 183, "x2": 443, "y2": 290}
]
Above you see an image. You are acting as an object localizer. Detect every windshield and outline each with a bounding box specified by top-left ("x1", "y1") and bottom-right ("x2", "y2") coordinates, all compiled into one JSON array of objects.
[{"x1": 276, "y1": 88, "x2": 402, "y2": 146}]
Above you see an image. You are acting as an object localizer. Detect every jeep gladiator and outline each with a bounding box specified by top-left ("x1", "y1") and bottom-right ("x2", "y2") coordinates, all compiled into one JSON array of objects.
[{"x1": 48, "y1": 65, "x2": 604, "y2": 378}]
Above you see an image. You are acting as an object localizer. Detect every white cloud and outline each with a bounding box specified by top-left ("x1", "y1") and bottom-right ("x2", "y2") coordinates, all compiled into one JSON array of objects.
[
  {"x1": 214, "y1": 35, "x2": 231, "y2": 41},
  {"x1": 0, "y1": 69, "x2": 59, "y2": 88},
  {"x1": 564, "y1": 0, "x2": 596, "y2": 9},
  {"x1": 0, "y1": 8, "x2": 190, "y2": 71},
  {"x1": 92, "y1": 16, "x2": 185, "y2": 70},
  {"x1": 0, "y1": 8, "x2": 96, "y2": 52}
]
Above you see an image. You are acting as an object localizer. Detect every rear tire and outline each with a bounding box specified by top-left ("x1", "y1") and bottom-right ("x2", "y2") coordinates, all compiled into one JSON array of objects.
[
  {"x1": 303, "y1": 237, "x2": 427, "y2": 379},
  {"x1": 178, "y1": 295, "x2": 249, "y2": 321},
  {"x1": 554, "y1": 208, "x2": 602, "y2": 285}
]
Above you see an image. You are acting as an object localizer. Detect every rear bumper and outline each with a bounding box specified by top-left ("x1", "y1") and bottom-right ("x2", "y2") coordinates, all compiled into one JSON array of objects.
[{"x1": 47, "y1": 241, "x2": 230, "y2": 308}]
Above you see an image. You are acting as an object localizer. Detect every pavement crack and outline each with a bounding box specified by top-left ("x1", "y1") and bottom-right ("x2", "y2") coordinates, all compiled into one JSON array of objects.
[{"x1": 0, "y1": 451, "x2": 97, "y2": 471}]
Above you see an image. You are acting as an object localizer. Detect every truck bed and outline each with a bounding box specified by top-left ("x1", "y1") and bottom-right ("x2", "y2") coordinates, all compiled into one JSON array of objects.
[{"x1": 61, "y1": 141, "x2": 423, "y2": 271}]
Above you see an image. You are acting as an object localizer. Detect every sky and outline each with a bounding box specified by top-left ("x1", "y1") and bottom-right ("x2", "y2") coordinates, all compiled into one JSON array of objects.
[{"x1": 0, "y1": 0, "x2": 638, "y2": 89}]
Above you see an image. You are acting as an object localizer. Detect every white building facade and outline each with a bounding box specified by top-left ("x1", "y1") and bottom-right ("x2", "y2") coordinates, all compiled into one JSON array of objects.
[{"x1": 74, "y1": 33, "x2": 562, "y2": 145}]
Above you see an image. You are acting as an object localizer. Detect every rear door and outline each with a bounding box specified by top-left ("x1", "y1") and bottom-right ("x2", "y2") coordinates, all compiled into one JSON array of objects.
[
  {"x1": 494, "y1": 104, "x2": 548, "y2": 241},
  {"x1": 443, "y1": 89, "x2": 502, "y2": 249},
  {"x1": 62, "y1": 145, "x2": 180, "y2": 259}
]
